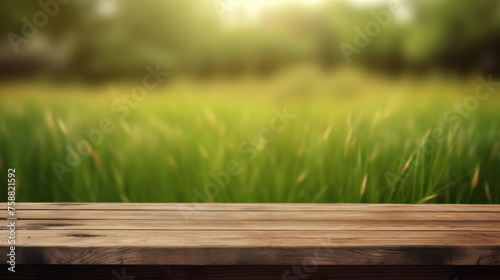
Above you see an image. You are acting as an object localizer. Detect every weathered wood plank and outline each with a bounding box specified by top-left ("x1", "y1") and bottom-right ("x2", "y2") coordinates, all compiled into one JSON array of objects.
[
  {"x1": 15, "y1": 219, "x2": 500, "y2": 231},
  {"x1": 5, "y1": 210, "x2": 500, "y2": 221},
  {"x1": 12, "y1": 229, "x2": 500, "y2": 246}
]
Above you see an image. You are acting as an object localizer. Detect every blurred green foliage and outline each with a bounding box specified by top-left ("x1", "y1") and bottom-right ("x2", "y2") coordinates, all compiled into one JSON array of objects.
[
  {"x1": 1, "y1": 0, "x2": 499, "y2": 80},
  {"x1": 0, "y1": 69, "x2": 499, "y2": 203},
  {"x1": 0, "y1": 1, "x2": 499, "y2": 204}
]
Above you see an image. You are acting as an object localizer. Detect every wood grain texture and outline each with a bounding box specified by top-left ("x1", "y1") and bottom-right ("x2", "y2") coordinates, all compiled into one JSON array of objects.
[{"x1": 1, "y1": 203, "x2": 500, "y2": 265}]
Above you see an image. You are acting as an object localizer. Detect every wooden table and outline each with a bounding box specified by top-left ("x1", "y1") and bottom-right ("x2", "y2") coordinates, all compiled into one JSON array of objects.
[{"x1": 2, "y1": 203, "x2": 500, "y2": 279}]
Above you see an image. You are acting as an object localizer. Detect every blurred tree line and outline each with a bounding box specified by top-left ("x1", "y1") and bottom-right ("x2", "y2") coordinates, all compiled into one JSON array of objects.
[{"x1": 0, "y1": 0, "x2": 499, "y2": 82}]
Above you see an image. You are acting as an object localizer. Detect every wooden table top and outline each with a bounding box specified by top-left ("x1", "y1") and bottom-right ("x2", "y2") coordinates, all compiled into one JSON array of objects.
[{"x1": 2, "y1": 203, "x2": 500, "y2": 265}]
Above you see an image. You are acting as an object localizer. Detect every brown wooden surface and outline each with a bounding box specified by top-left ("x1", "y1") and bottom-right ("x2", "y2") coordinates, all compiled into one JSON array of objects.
[{"x1": 1, "y1": 203, "x2": 500, "y2": 265}]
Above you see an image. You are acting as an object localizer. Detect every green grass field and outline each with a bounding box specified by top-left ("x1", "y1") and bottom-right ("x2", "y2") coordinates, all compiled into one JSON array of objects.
[{"x1": 1, "y1": 68, "x2": 499, "y2": 203}]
